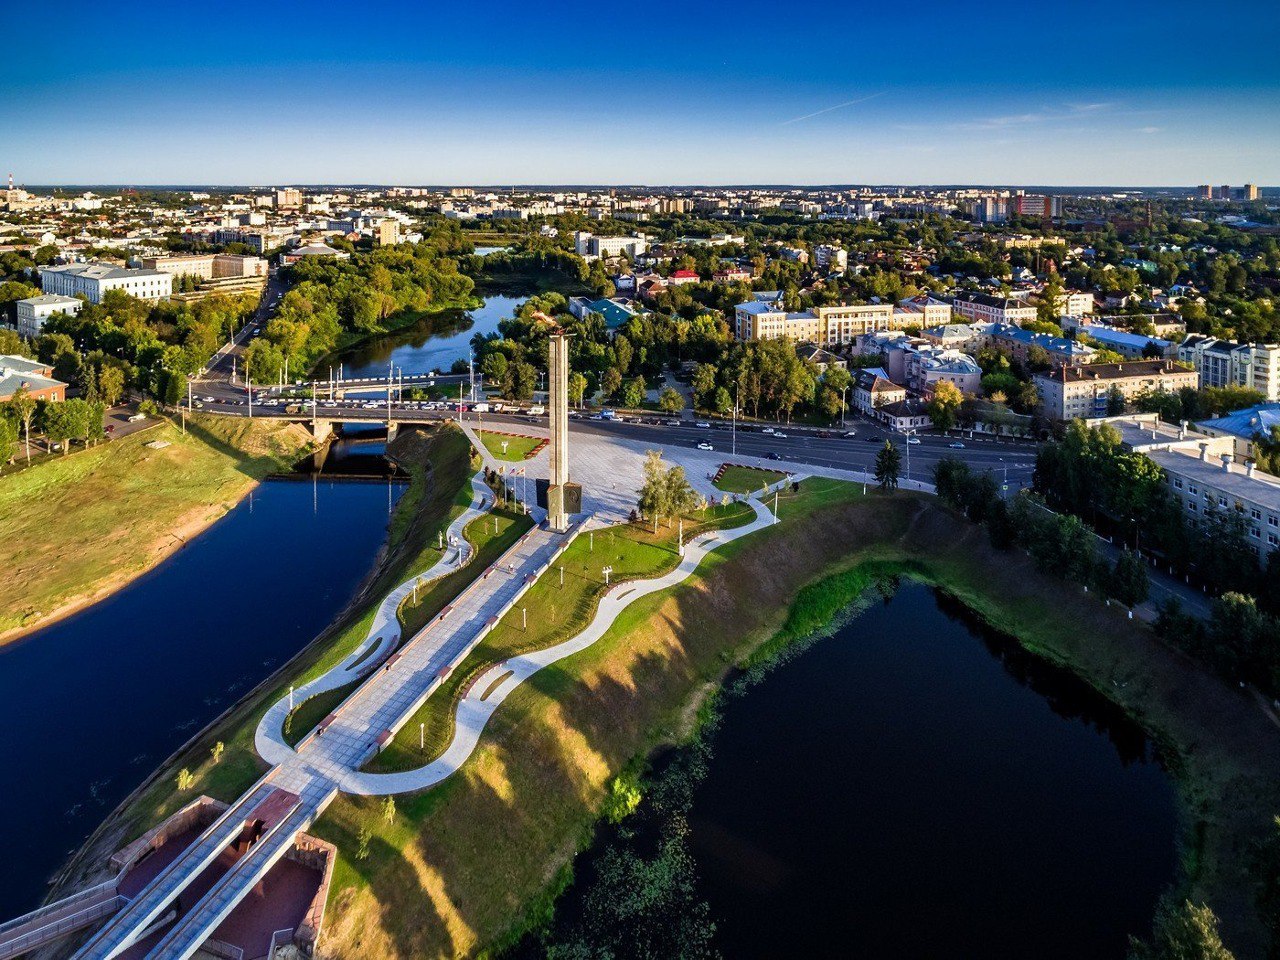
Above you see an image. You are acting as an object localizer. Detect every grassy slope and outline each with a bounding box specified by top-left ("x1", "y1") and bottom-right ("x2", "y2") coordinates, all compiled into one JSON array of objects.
[
  {"x1": 0, "y1": 414, "x2": 314, "y2": 642},
  {"x1": 366, "y1": 501, "x2": 754, "y2": 773},
  {"x1": 48, "y1": 423, "x2": 481, "y2": 901},
  {"x1": 314, "y1": 479, "x2": 1280, "y2": 960}
]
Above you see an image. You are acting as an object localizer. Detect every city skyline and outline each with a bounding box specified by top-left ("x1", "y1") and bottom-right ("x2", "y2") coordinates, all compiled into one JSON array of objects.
[{"x1": 5, "y1": 0, "x2": 1278, "y2": 186}]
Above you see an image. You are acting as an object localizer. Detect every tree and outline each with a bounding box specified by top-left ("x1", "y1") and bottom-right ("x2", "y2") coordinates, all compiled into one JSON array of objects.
[
  {"x1": 1106, "y1": 385, "x2": 1127, "y2": 416},
  {"x1": 601, "y1": 366, "x2": 622, "y2": 398},
  {"x1": 0, "y1": 418, "x2": 16, "y2": 467},
  {"x1": 637, "y1": 450, "x2": 698, "y2": 531},
  {"x1": 567, "y1": 371, "x2": 588, "y2": 408},
  {"x1": 658, "y1": 386, "x2": 685, "y2": 413},
  {"x1": 691, "y1": 363, "x2": 717, "y2": 407},
  {"x1": 926, "y1": 381, "x2": 964, "y2": 433},
  {"x1": 480, "y1": 351, "x2": 508, "y2": 385},
  {"x1": 1128, "y1": 899, "x2": 1235, "y2": 960},
  {"x1": 43, "y1": 401, "x2": 82, "y2": 455},
  {"x1": 98, "y1": 365, "x2": 125, "y2": 408},
  {"x1": 620, "y1": 375, "x2": 646, "y2": 409},
  {"x1": 7, "y1": 385, "x2": 37, "y2": 463},
  {"x1": 875, "y1": 441, "x2": 901, "y2": 491},
  {"x1": 176, "y1": 768, "x2": 195, "y2": 791},
  {"x1": 1111, "y1": 549, "x2": 1149, "y2": 608}
]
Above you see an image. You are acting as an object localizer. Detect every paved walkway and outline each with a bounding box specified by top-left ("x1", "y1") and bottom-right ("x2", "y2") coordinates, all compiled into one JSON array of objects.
[
  {"x1": 343, "y1": 485, "x2": 782, "y2": 795},
  {"x1": 254, "y1": 473, "x2": 493, "y2": 767}
]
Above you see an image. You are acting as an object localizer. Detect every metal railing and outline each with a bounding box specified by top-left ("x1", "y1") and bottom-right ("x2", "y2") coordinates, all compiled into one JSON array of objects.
[
  {"x1": 0, "y1": 894, "x2": 128, "y2": 959},
  {"x1": 199, "y1": 936, "x2": 245, "y2": 960},
  {"x1": 267, "y1": 927, "x2": 296, "y2": 959},
  {"x1": 0, "y1": 878, "x2": 119, "y2": 938}
]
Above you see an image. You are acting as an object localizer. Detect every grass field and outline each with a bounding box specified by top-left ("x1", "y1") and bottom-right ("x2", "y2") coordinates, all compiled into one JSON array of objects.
[
  {"x1": 475, "y1": 430, "x2": 543, "y2": 462},
  {"x1": 0, "y1": 414, "x2": 314, "y2": 644},
  {"x1": 366, "y1": 500, "x2": 754, "y2": 774},
  {"x1": 713, "y1": 464, "x2": 787, "y2": 494}
]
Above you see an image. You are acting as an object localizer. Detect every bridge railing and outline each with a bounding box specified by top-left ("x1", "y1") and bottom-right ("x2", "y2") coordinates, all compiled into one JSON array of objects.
[
  {"x1": 0, "y1": 894, "x2": 128, "y2": 959},
  {"x1": 0, "y1": 878, "x2": 119, "y2": 938}
]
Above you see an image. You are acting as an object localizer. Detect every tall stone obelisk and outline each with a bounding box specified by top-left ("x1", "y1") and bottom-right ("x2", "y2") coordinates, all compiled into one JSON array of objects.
[{"x1": 546, "y1": 329, "x2": 571, "y2": 532}]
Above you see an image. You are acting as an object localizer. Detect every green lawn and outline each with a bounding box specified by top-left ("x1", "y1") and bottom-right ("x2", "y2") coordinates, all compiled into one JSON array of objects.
[
  {"x1": 365, "y1": 500, "x2": 755, "y2": 773},
  {"x1": 713, "y1": 464, "x2": 788, "y2": 494},
  {"x1": 476, "y1": 430, "x2": 544, "y2": 462}
]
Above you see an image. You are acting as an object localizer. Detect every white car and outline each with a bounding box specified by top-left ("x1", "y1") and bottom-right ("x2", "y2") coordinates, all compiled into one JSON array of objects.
[
  {"x1": 774, "y1": 431, "x2": 788, "y2": 439},
  {"x1": 906, "y1": 437, "x2": 921, "y2": 445},
  {"x1": 697, "y1": 442, "x2": 714, "y2": 451}
]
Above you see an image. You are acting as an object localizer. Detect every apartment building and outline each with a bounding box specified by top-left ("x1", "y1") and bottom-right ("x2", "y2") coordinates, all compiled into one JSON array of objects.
[
  {"x1": 1196, "y1": 403, "x2": 1280, "y2": 464},
  {"x1": 15, "y1": 294, "x2": 81, "y2": 338},
  {"x1": 573, "y1": 231, "x2": 648, "y2": 261},
  {"x1": 984, "y1": 323, "x2": 1095, "y2": 366},
  {"x1": 1077, "y1": 323, "x2": 1174, "y2": 360},
  {"x1": 39, "y1": 263, "x2": 173, "y2": 304},
  {"x1": 946, "y1": 291, "x2": 1037, "y2": 326},
  {"x1": 1177, "y1": 335, "x2": 1280, "y2": 401},
  {"x1": 1034, "y1": 360, "x2": 1198, "y2": 420},
  {"x1": 813, "y1": 244, "x2": 848, "y2": 272},
  {"x1": 1099, "y1": 413, "x2": 1280, "y2": 558},
  {"x1": 139, "y1": 254, "x2": 267, "y2": 281},
  {"x1": 734, "y1": 300, "x2": 918, "y2": 346},
  {"x1": 275, "y1": 188, "x2": 302, "y2": 209},
  {"x1": 1055, "y1": 291, "x2": 1095, "y2": 317}
]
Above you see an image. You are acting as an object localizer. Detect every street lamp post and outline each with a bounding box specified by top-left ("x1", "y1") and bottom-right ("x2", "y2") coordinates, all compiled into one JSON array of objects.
[
  {"x1": 603, "y1": 565, "x2": 613, "y2": 586},
  {"x1": 841, "y1": 386, "x2": 849, "y2": 428}
]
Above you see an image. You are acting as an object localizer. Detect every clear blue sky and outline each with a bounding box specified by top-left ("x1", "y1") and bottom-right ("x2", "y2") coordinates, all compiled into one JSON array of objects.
[{"x1": 5, "y1": 0, "x2": 1278, "y2": 186}]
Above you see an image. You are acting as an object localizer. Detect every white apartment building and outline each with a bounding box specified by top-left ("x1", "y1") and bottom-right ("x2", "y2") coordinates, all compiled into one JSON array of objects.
[
  {"x1": 1098, "y1": 414, "x2": 1280, "y2": 558},
  {"x1": 39, "y1": 263, "x2": 173, "y2": 304},
  {"x1": 813, "y1": 244, "x2": 848, "y2": 272},
  {"x1": 1177, "y1": 335, "x2": 1280, "y2": 401},
  {"x1": 573, "y1": 231, "x2": 648, "y2": 261},
  {"x1": 1055, "y1": 291, "x2": 1095, "y2": 317},
  {"x1": 15, "y1": 294, "x2": 82, "y2": 338}
]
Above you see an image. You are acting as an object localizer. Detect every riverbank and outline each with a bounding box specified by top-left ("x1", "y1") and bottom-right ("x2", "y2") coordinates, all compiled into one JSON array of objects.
[
  {"x1": 309, "y1": 297, "x2": 482, "y2": 378},
  {"x1": 0, "y1": 414, "x2": 315, "y2": 647},
  {"x1": 42, "y1": 424, "x2": 484, "y2": 914},
  {"x1": 310, "y1": 481, "x2": 1279, "y2": 959}
]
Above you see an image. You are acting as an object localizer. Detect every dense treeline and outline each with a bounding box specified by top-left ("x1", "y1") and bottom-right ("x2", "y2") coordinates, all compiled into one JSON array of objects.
[{"x1": 243, "y1": 245, "x2": 475, "y2": 383}]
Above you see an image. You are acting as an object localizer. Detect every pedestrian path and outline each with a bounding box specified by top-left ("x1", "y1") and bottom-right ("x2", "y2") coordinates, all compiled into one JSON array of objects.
[
  {"x1": 254, "y1": 472, "x2": 493, "y2": 768},
  {"x1": 341, "y1": 487, "x2": 780, "y2": 795}
]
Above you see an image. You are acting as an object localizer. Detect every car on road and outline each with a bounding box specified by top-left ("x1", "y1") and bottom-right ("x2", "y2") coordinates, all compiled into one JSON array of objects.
[
  {"x1": 761, "y1": 426, "x2": 774, "y2": 434},
  {"x1": 774, "y1": 431, "x2": 788, "y2": 439},
  {"x1": 949, "y1": 441, "x2": 966, "y2": 448},
  {"x1": 767, "y1": 451, "x2": 782, "y2": 460},
  {"x1": 664, "y1": 419, "x2": 680, "y2": 427},
  {"x1": 906, "y1": 437, "x2": 921, "y2": 445},
  {"x1": 816, "y1": 430, "x2": 830, "y2": 439},
  {"x1": 843, "y1": 430, "x2": 857, "y2": 438},
  {"x1": 697, "y1": 442, "x2": 714, "y2": 451},
  {"x1": 862, "y1": 435, "x2": 880, "y2": 443},
  {"x1": 694, "y1": 421, "x2": 710, "y2": 429}
]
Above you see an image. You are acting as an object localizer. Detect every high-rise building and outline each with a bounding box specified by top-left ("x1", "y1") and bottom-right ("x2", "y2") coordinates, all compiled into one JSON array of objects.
[
  {"x1": 275, "y1": 187, "x2": 302, "y2": 209},
  {"x1": 1009, "y1": 194, "x2": 1062, "y2": 219}
]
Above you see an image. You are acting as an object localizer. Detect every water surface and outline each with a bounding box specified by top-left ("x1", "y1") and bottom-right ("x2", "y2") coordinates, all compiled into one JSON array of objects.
[
  {"x1": 0, "y1": 477, "x2": 403, "y2": 917},
  {"x1": 689, "y1": 582, "x2": 1177, "y2": 958}
]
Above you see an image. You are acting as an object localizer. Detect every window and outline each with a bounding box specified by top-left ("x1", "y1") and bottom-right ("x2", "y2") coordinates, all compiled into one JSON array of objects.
[
  {"x1": 1174, "y1": 479, "x2": 1183, "y2": 490},
  {"x1": 1187, "y1": 502, "x2": 1197, "y2": 512},
  {"x1": 1218, "y1": 496, "x2": 1228, "y2": 508},
  {"x1": 1189, "y1": 484, "x2": 1198, "y2": 495},
  {"x1": 1252, "y1": 528, "x2": 1261, "y2": 539},
  {"x1": 1251, "y1": 508, "x2": 1262, "y2": 520},
  {"x1": 1269, "y1": 534, "x2": 1278, "y2": 546}
]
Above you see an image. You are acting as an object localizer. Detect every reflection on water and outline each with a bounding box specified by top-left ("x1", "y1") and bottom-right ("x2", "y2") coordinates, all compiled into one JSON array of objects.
[
  {"x1": 293, "y1": 423, "x2": 405, "y2": 479},
  {"x1": 331, "y1": 294, "x2": 528, "y2": 380},
  {"x1": 687, "y1": 581, "x2": 1177, "y2": 959}
]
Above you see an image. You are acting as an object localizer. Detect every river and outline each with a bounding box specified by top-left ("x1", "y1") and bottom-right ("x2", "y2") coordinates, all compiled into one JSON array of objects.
[
  {"x1": 532, "y1": 580, "x2": 1177, "y2": 958},
  {"x1": 0, "y1": 461, "x2": 404, "y2": 918},
  {"x1": 330, "y1": 293, "x2": 528, "y2": 380}
]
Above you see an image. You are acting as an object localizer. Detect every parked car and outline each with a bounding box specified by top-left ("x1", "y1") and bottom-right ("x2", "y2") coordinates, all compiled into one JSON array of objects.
[
  {"x1": 697, "y1": 442, "x2": 714, "y2": 451},
  {"x1": 816, "y1": 430, "x2": 831, "y2": 439}
]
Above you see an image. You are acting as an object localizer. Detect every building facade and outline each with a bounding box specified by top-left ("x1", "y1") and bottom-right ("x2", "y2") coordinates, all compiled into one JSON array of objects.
[
  {"x1": 15, "y1": 294, "x2": 82, "y2": 338},
  {"x1": 946, "y1": 292, "x2": 1037, "y2": 326},
  {"x1": 39, "y1": 264, "x2": 173, "y2": 304},
  {"x1": 1034, "y1": 360, "x2": 1198, "y2": 420},
  {"x1": 1177, "y1": 335, "x2": 1280, "y2": 401}
]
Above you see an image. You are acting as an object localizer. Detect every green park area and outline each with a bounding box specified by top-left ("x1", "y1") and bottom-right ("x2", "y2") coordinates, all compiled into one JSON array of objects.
[
  {"x1": 365, "y1": 498, "x2": 755, "y2": 773},
  {"x1": 0, "y1": 413, "x2": 314, "y2": 644},
  {"x1": 712, "y1": 463, "x2": 787, "y2": 494},
  {"x1": 476, "y1": 430, "x2": 543, "y2": 462}
]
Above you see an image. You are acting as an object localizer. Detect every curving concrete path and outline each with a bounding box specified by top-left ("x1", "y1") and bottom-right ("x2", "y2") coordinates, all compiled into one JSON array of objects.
[
  {"x1": 340, "y1": 485, "x2": 782, "y2": 795},
  {"x1": 254, "y1": 472, "x2": 495, "y2": 767}
]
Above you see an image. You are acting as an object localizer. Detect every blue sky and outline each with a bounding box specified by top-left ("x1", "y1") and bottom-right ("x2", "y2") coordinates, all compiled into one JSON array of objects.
[{"x1": 5, "y1": 0, "x2": 1278, "y2": 186}]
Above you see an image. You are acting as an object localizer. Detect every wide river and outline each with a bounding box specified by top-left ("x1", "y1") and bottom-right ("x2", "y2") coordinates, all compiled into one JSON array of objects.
[
  {"x1": 687, "y1": 582, "x2": 1177, "y2": 958},
  {"x1": 0, "y1": 456, "x2": 404, "y2": 918}
]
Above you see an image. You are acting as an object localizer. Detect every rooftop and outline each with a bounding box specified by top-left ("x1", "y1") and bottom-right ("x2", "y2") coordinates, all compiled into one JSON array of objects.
[
  {"x1": 1036, "y1": 359, "x2": 1193, "y2": 384},
  {"x1": 1079, "y1": 323, "x2": 1171, "y2": 351},
  {"x1": 1198, "y1": 403, "x2": 1280, "y2": 440}
]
